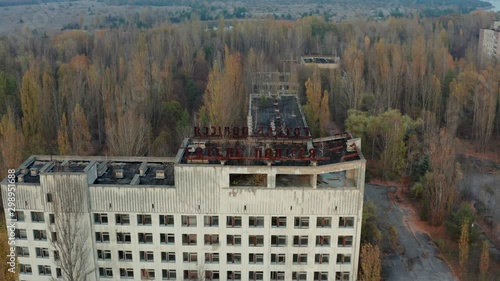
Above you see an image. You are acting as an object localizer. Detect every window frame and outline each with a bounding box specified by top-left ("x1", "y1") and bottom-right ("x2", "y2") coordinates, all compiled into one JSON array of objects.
[
  {"x1": 94, "y1": 213, "x2": 108, "y2": 224},
  {"x1": 205, "y1": 252, "x2": 220, "y2": 264},
  {"x1": 227, "y1": 253, "x2": 242, "y2": 264},
  {"x1": 182, "y1": 233, "x2": 197, "y2": 245},
  {"x1": 316, "y1": 235, "x2": 331, "y2": 246},
  {"x1": 339, "y1": 216, "x2": 354, "y2": 228},
  {"x1": 271, "y1": 235, "x2": 287, "y2": 247},
  {"x1": 20, "y1": 264, "x2": 32, "y2": 275},
  {"x1": 137, "y1": 214, "x2": 152, "y2": 226},
  {"x1": 182, "y1": 252, "x2": 198, "y2": 263},
  {"x1": 95, "y1": 231, "x2": 110, "y2": 243},
  {"x1": 204, "y1": 234, "x2": 219, "y2": 245},
  {"x1": 226, "y1": 234, "x2": 242, "y2": 246},
  {"x1": 35, "y1": 247, "x2": 49, "y2": 258},
  {"x1": 162, "y1": 269, "x2": 176, "y2": 280},
  {"x1": 249, "y1": 271, "x2": 264, "y2": 281},
  {"x1": 270, "y1": 271, "x2": 285, "y2": 281},
  {"x1": 316, "y1": 217, "x2": 332, "y2": 228},
  {"x1": 139, "y1": 251, "x2": 154, "y2": 262},
  {"x1": 336, "y1": 254, "x2": 352, "y2": 264},
  {"x1": 16, "y1": 246, "x2": 29, "y2": 257},
  {"x1": 141, "y1": 268, "x2": 155, "y2": 280},
  {"x1": 116, "y1": 232, "x2": 131, "y2": 244},
  {"x1": 337, "y1": 235, "x2": 353, "y2": 247},
  {"x1": 99, "y1": 267, "x2": 113, "y2": 278},
  {"x1": 227, "y1": 271, "x2": 241, "y2": 280},
  {"x1": 249, "y1": 235, "x2": 264, "y2": 247},
  {"x1": 249, "y1": 216, "x2": 264, "y2": 227},
  {"x1": 138, "y1": 232, "x2": 153, "y2": 244},
  {"x1": 315, "y1": 254, "x2": 329, "y2": 264},
  {"x1": 249, "y1": 253, "x2": 264, "y2": 264},
  {"x1": 204, "y1": 215, "x2": 219, "y2": 226},
  {"x1": 271, "y1": 216, "x2": 287, "y2": 228},
  {"x1": 160, "y1": 214, "x2": 175, "y2": 226},
  {"x1": 15, "y1": 229, "x2": 27, "y2": 239},
  {"x1": 292, "y1": 272, "x2": 307, "y2": 281},
  {"x1": 271, "y1": 253, "x2": 286, "y2": 264},
  {"x1": 335, "y1": 272, "x2": 350, "y2": 281},
  {"x1": 14, "y1": 211, "x2": 25, "y2": 221},
  {"x1": 293, "y1": 253, "x2": 308, "y2": 264},
  {"x1": 31, "y1": 211, "x2": 44, "y2": 222},
  {"x1": 33, "y1": 229, "x2": 47, "y2": 240},
  {"x1": 181, "y1": 215, "x2": 197, "y2": 227},
  {"x1": 226, "y1": 216, "x2": 242, "y2": 228},
  {"x1": 293, "y1": 235, "x2": 309, "y2": 247},
  {"x1": 115, "y1": 213, "x2": 130, "y2": 225},
  {"x1": 38, "y1": 265, "x2": 52, "y2": 276},
  {"x1": 160, "y1": 233, "x2": 175, "y2": 244},
  {"x1": 161, "y1": 251, "x2": 176, "y2": 263},
  {"x1": 97, "y1": 249, "x2": 112, "y2": 260},
  {"x1": 119, "y1": 268, "x2": 134, "y2": 279},
  {"x1": 314, "y1": 272, "x2": 329, "y2": 281},
  {"x1": 118, "y1": 250, "x2": 133, "y2": 261},
  {"x1": 294, "y1": 217, "x2": 309, "y2": 228}
]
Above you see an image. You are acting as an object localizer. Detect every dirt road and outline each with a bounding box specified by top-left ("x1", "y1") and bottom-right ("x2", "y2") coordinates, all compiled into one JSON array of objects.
[{"x1": 365, "y1": 184, "x2": 457, "y2": 281}]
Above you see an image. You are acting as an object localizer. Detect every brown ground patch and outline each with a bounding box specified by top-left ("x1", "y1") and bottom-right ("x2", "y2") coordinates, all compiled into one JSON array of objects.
[{"x1": 456, "y1": 138, "x2": 500, "y2": 163}]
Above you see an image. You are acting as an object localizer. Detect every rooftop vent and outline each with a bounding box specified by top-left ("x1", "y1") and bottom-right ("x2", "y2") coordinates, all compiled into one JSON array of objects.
[
  {"x1": 130, "y1": 174, "x2": 140, "y2": 185},
  {"x1": 155, "y1": 170, "x2": 165, "y2": 179},
  {"x1": 30, "y1": 168, "x2": 38, "y2": 177},
  {"x1": 139, "y1": 162, "x2": 148, "y2": 177},
  {"x1": 17, "y1": 174, "x2": 24, "y2": 183},
  {"x1": 97, "y1": 161, "x2": 109, "y2": 177},
  {"x1": 115, "y1": 169, "x2": 124, "y2": 179}
]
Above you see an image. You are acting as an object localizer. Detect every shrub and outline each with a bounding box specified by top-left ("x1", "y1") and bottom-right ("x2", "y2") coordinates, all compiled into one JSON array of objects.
[
  {"x1": 445, "y1": 203, "x2": 478, "y2": 242},
  {"x1": 361, "y1": 201, "x2": 382, "y2": 246}
]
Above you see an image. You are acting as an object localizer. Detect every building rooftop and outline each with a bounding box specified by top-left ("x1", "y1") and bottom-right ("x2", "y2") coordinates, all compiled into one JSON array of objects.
[
  {"x1": 249, "y1": 95, "x2": 306, "y2": 133},
  {"x1": 181, "y1": 72, "x2": 363, "y2": 166},
  {"x1": 10, "y1": 156, "x2": 176, "y2": 186},
  {"x1": 300, "y1": 56, "x2": 340, "y2": 69}
]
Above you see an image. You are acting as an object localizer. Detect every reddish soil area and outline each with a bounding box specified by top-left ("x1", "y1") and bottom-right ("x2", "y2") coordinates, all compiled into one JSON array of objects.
[{"x1": 456, "y1": 138, "x2": 500, "y2": 163}]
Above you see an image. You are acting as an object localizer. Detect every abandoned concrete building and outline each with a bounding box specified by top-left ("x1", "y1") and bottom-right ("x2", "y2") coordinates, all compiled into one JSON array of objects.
[{"x1": 1, "y1": 73, "x2": 365, "y2": 281}]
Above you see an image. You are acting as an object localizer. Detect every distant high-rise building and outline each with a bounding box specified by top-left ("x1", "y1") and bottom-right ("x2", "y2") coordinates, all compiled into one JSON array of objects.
[
  {"x1": 479, "y1": 21, "x2": 500, "y2": 65},
  {"x1": 2, "y1": 74, "x2": 365, "y2": 281}
]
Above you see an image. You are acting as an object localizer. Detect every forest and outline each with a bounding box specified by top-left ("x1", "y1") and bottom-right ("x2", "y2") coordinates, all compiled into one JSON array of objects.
[{"x1": 0, "y1": 8, "x2": 499, "y2": 279}]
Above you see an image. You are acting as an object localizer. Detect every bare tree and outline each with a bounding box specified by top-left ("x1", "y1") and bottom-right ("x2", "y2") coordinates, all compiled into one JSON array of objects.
[
  {"x1": 48, "y1": 192, "x2": 94, "y2": 281},
  {"x1": 197, "y1": 262, "x2": 206, "y2": 281},
  {"x1": 425, "y1": 128, "x2": 462, "y2": 225},
  {"x1": 105, "y1": 108, "x2": 151, "y2": 156}
]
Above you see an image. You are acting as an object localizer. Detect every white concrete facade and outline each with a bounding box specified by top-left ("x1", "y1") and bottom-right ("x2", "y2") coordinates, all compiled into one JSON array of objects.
[
  {"x1": 2, "y1": 150, "x2": 365, "y2": 281},
  {"x1": 479, "y1": 21, "x2": 500, "y2": 65}
]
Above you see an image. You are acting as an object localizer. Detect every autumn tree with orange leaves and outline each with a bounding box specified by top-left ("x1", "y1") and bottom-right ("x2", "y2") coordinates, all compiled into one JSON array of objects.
[{"x1": 199, "y1": 47, "x2": 245, "y2": 128}]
